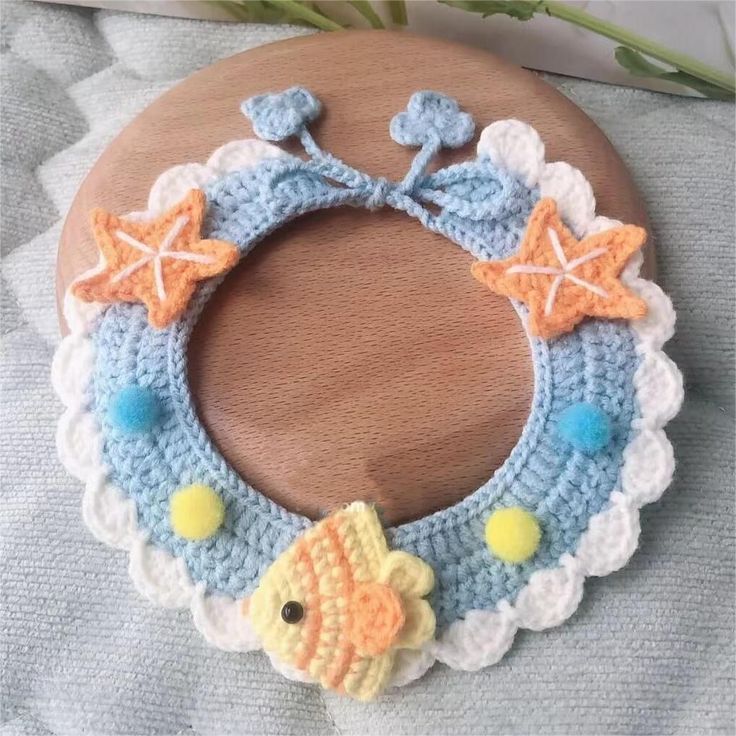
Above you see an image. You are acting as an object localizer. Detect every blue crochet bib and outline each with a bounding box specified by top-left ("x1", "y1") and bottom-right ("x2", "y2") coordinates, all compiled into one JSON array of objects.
[{"x1": 54, "y1": 89, "x2": 682, "y2": 701}]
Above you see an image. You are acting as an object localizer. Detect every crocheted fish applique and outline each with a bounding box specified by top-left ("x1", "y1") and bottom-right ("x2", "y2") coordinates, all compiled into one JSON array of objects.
[
  {"x1": 244, "y1": 502, "x2": 436, "y2": 701},
  {"x1": 471, "y1": 197, "x2": 648, "y2": 339},
  {"x1": 72, "y1": 189, "x2": 239, "y2": 328}
]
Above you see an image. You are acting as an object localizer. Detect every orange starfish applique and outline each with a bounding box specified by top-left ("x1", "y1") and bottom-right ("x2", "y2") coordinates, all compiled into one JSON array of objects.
[
  {"x1": 471, "y1": 198, "x2": 648, "y2": 339},
  {"x1": 72, "y1": 189, "x2": 239, "y2": 328}
]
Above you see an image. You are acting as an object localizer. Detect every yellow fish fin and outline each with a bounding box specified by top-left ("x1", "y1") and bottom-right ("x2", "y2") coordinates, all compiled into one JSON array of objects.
[
  {"x1": 342, "y1": 651, "x2": 396, "y2": 702},
  {"x1": 338, "y1": 502, "x2": 390, "y2": 581},
  {"x1": 379, "y1": 550, "x2": 434, "y2": 597},
  {"x1": 395, "y1": 598, "x2": 436, "y2": 650}
]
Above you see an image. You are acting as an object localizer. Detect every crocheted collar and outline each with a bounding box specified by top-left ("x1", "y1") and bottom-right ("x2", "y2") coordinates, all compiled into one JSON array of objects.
[{"x1": 53, "y1": 88, "x2": 683, "y2": 702}]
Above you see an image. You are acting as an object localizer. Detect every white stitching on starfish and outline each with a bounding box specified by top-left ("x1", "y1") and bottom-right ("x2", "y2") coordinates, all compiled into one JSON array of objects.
[
  {"x1": 110, "y1": 216, "x2": 216, "y2": 302},
  {"x1": 507, "y1": 228, "x2": 609, "y2": 316}
]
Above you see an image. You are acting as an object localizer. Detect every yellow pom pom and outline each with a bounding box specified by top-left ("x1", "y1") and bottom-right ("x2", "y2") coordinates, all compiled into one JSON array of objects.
[
  {"x1": 170, "y1": 484, "x2": 225, "y2": 541},
  {"x1": 485, "y1": 507, "x2": 541, "y2": 563}
]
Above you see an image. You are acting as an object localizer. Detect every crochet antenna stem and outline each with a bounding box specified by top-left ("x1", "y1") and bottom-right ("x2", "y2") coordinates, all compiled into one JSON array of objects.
[
  {"x1": 298, "y1": 127, "x2": 374, "y2": 189},
  {"x1": 298, "y1": 126, "x2": 327, "y2": 161},
  {"x1": 398, "y1": 133, "x2": 441, "y2": 196}
]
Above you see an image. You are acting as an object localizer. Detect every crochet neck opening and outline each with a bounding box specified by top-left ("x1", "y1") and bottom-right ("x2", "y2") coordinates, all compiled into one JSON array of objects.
[{"x1": 188, "y1": 206, "x2": 534, "y2": 525}]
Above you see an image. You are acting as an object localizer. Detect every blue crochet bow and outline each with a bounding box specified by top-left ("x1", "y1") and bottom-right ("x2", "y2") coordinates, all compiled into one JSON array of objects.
[{"x1": 209, "y1": 88, "x2": 538, "y2": 261}]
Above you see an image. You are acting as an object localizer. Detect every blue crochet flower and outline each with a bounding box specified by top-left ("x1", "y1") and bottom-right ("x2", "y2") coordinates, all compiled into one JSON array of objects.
[
  {"x1": 390, "y1": 91, "x2": 475, "y2": 149},
  {"x1": 241, "y1": 87, "x2": 321, "y2": 141}
]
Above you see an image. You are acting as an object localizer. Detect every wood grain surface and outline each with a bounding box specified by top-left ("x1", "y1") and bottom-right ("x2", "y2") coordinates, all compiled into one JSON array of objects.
[{"x1": 56, "y1": 31, "x2": 650, "y2": 524}]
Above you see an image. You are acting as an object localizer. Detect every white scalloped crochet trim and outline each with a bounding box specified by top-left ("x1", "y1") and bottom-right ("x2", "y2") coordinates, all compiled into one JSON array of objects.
[
  {"x1": 53, "y1": 125, "x2": 683, "y2": 689},
  {"x1": 419, "y1": 120, "x2": 683, "y2": 675},
  {"x1": 53, "y1": 139, "x2": 284, "y2": 657}
]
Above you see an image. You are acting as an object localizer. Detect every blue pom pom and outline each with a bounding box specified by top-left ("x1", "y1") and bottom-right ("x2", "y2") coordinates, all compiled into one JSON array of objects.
[
  {"x1": 241, "y1": 87, "x2": 321, "y2": 142},
  {"x1": 109, "y1": 385, "x2": 161, "y2": 434},
  {"x1": 390, "y1": 91, "x2": 475, "y2": 149},
  {"x1": 557, "y1": 402, "x2": 612, "y2": 453}
]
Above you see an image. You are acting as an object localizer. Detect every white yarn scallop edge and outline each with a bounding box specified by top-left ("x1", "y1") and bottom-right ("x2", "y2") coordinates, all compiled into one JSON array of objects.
[
  {"x1": 52, "y1": 126, "x2": 683, "y2": 689},
  {"x1": 53, "y1": 138, "x2": 287, "y2": 655}
]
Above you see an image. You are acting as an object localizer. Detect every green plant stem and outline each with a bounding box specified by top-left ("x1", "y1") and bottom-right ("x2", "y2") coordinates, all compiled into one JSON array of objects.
[
  {"x1": 387, "y1": 0, "x2": 408, "y2": 26},
  {"x1": 272, "y1": 0, "x2": 344, "y2": 30},
  {"x1": 213, "y1": 0, "x2": 251, "y2": 21},
  {"x1": 349, "y1": 0, "x2": 385, "y2": 28},
  {"x1": 542, "y1": 1, "x2": 734, "y2": 93}
]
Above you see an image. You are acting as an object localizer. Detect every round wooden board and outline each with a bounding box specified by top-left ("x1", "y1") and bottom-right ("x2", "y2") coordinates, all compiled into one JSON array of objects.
[{"x1": 57, "y1": 31, "x2": 650, "y2": 525}]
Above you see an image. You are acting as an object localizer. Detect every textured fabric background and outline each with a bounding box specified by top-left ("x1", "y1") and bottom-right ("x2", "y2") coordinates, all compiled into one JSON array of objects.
[{"x1": 1, "y1": 2, "x2": 734, "y2": 734}]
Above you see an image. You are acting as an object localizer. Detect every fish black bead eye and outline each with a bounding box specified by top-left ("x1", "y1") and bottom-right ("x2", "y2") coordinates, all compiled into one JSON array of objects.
[{"x1": 280, "y1": 601, "x2": 304, "y2": 624}]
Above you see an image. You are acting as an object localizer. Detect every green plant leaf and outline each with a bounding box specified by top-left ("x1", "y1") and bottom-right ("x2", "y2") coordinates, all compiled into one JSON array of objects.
[
  {"x1": 444, "y1": 0, "x2": 734, "y2": 95},
  {"x1": 614, "y1": 46, "x2": 666, "y2": 76},
  {"x1": 663, "y1": 72, "x2": 736, "y2": 101},
  {"x1": 439, "y1": 0, "x2": 541, "y2": 21},
  {"x1": 215, "y1": 0, "x2": 344, "y2": 29},
  {"x1": 615, "y1": 46, "x2": 735, "y2": 100},
  {"x1": 386, "y1": 0, "x2": 408, "y2": 25},
  {"x1": 349, "y1": 0, "x2": 385, "y2": 28},
  {"x1": 214, "y1": 0, "x2": 304, "y2": 24},
  {"x1": 269, "y1": 0, "x2": 345, "y2": 30}
]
